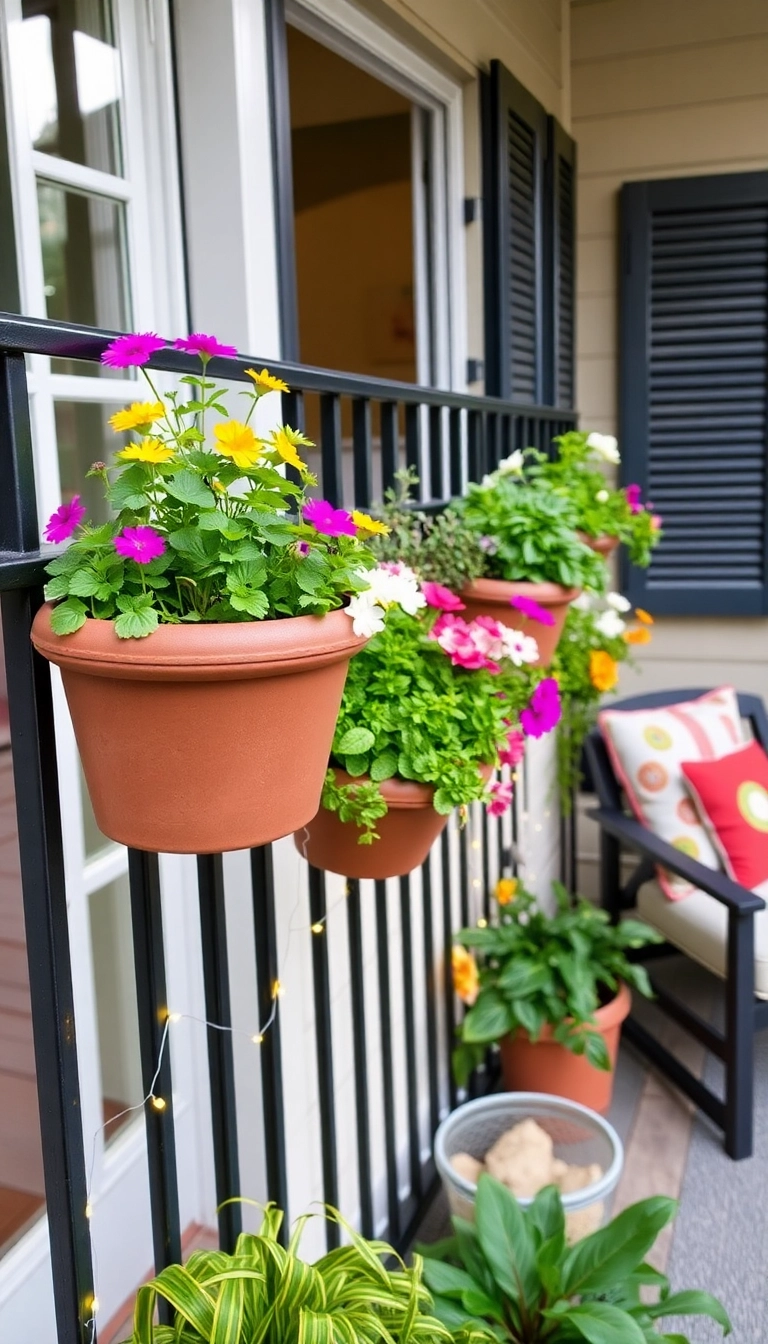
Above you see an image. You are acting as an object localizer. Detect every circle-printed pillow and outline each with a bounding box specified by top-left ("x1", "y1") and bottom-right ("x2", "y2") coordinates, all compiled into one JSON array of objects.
[{"x1": 682, "y1": 740, "x2": 768, "y2": 890}]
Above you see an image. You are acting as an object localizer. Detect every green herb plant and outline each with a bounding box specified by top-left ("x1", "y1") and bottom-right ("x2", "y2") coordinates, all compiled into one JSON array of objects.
[
  {"x1": 420, "y1": 1174, "x2": 731, "y2": 1344},
  {"x1": 453, "y1": 479, "x2": 606, "y2": 594},
  {"x1": 453, "y1": 882, "x2": 662, "y2": 1087},
  {"x1": 371, "y1": 469, "x2": 487, "y2": 591},
  {"x1": 129, "y1": 1201, "x2": 464, "y2": 1344}
]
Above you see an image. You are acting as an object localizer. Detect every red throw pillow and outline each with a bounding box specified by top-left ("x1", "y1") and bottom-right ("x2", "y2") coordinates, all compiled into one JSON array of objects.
[{"x1": 681, "y1": 740, "x2": 768, "y2": 889}]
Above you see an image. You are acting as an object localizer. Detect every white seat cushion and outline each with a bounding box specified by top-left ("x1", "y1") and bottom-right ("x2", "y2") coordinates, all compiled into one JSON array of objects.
[{"x1": 636, "y1": 880, "x2": 768, "y2": 1000}]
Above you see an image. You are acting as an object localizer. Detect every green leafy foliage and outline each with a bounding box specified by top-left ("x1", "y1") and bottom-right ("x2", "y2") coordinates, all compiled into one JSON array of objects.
[
  {"x1": 419, "y1": 1174, "x2": 730, "y2": 1344},
  {"x1": 43, "y1": 360, "x2": 377, "y2": 637},
  {"x1": 321, "y1": 605, "x2": 538, "y2": 841},
  {"x1": 370, "y1": 469, "x2": 487, "y2": 591},
  {"x1": 453, "y1": 882, "x2": 663, "y2": 1087},
  {"x1": 525, "y1": 431, "x2": 662, "y2": 569},
  {"x1": 129, "y1": 1201, "x2": 468, "y2": 1344},
  {"x1": 453, "y1": 479, "x2": 607, "y2": 592}
]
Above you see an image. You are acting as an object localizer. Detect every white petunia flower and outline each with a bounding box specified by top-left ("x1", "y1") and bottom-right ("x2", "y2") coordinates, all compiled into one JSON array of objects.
[
  {"x1": 595, "y1": 489, "x2": 610, "y2": 504},
  {"x1": 481, "y1": 472, "x2": 498, "y2": 488},
  {"x1": 595, "y1": 608, "x2": 626, "y2": 639},
  {"x1": 498, "y1": 450, "x2": 525, "y2": 476},
  {"x1": 606, "y1": 592, "x2": 631, "y2": 613},
  {"x1": 346, "y1": 594, "x2": 386, "y2": 639},
  {"x1": 572, "y1": 592, "x2": 593, "y2": 611},
  {"x1": 586, "y1": 432, "x2": 620, "y2": 465},
  {"x1": 359, "y1": 563, "x2": 426, "y2": 616},
  {"x1": 501, "y1": 628, "x2": 539, "y2": 666}
]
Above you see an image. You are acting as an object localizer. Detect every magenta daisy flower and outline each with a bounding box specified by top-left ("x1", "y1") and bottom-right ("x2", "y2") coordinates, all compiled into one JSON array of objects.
[
  {"x1": 510, "y1": 594, "x2": 555, "y2": 626},
  {"x1": 114, "y1": 526, "x2": 166, "y2": 565},
  {"x1": 173, "y1": 333, "x2": 238, "y2": 359},
  {"x1": 520, "y1": 677, "x2": 562, "y2": 739},
  {"x1": 44, "y1": 495, "x2": 86, "y2": 544},
  {"x1": 422, "y1": 581, "x2": 465, "y2": 612},
  {"x1": 303, "y1": 499, "x2": 356, "y2": 538},
  {"x1": 625, "y1": 483, "x2": 643, "y2": 515},
  {"x1": 101, "y1": 332, "x2": 166, "y2": 368}
]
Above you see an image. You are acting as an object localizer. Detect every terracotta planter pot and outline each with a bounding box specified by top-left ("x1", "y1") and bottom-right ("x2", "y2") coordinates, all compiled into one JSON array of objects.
[
  {"x1": 31, "y1": 605, "x2": 366, "y2": 854},
  {"x1": 499, "y1": 983, "x2": 631, "y2": 1114},
  {"x1": 578, "y1": 532, "x2": 619, "y2": 557},
  {"x1": 295, "y1": 771, "x2": 448, "y2": 879},
  {"x1": 459, "y1": 578, "x2": 580, "y2": 666}
]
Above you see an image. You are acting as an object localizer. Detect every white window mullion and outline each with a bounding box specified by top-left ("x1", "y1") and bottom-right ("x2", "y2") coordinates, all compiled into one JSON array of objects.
[{"x1": 30, "y1": 148, "x2": 131, "y2": 201}]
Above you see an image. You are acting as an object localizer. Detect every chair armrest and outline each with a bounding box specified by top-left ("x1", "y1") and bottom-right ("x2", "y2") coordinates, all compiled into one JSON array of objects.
[{"x1": 588, "y1": 807, "x2": 766, "y2": 915}]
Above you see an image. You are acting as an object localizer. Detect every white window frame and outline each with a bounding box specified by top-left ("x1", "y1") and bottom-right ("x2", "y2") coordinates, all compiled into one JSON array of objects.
[{"x1": 285, "y1": 0, "x2": 468, "y2": 393}]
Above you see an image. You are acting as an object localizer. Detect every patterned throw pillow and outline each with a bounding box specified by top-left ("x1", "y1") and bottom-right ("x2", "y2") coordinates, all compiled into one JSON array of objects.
[
  {"x1": 682, "y1": 740, "x2": 768, "y2": 892},
  {"x1": 598, "y1": 688, "x2": 745, "y2": 900}
]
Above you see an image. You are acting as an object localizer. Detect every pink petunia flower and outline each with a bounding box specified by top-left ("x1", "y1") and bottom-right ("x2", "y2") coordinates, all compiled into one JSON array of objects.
[
  {"x1": 303, "y1": 499, "x2": 357, "y2": 538},
  {"x1": 114, "y1": 526, "x2": 166, "y2": 565},
  {"x1": 173, "y1": 333, "x2": 238, "y2": 359},
  {"x1": 651, "y1": 514, "x2": 663, "y2": 531},
  {"x1": 625, "y1": 483, "x2": 643, "y2": 515},
  {"x1": 520, "y1": 677, "x2": 562, "y2": 739},
  {"x1": 486, "y1": 779, "x2": 514, "y2": 816},
  {"x1": 422, "y1": 581, "x2": 465, "y2": 612},
  {"x1": 510, "y1": 594, "x2": 556, "y2": 626},
  {"x1": 498, "y1": 729, "x2": 526, "y2": 767},
  {"x1": 101, "y1": 333, "x2": 166, "y2": 368},
  {"x1": 44, "y1": 495, "x2": 86, "y2": 544},
  {"x1": 433, "y1": 615, "x2": 500, "y2": 672}
]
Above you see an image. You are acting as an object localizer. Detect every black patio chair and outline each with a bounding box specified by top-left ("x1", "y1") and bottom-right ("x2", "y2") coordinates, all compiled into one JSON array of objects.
[{"x1": 584, "y1": 688, "x2": 768, "y2": 1160}]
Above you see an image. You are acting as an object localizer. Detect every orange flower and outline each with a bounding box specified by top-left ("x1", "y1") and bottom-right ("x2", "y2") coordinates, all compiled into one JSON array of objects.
[
  {"x1": 451, "y1": 946, "x2": 479, "y2": 1005},
  {"x1": 495, "y1": 877, "x2": 518, "y2": 906},
  {"x1": 589, "y1": 649, "x2": 619, "y2": 692},
  {"x1": 634, "y1": 608, "x2": 654, "y2": 625},
  {"x1": 624, "y1": 626, "x2": 652, "y2": 645}
]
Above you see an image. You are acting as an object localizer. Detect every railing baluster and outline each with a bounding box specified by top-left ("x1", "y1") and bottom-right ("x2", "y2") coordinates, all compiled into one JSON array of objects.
[
  {"x1": 321, "y1": 392, "x2": 344, "y2": 506},
  {"x1": 380, "y1": 400, "x2": 399, "y2": 488},
  {"x1": 405, "y1": 402, "x2": 420, "y2": 475},
  {"x1": 346, "y1": 879, "x2": 374, "y2": 1237},
  {"x1": 197, "y1": 854, "x2": 241, "y2": 1250},
  {"x1": 375, "y1": 879, "x2": 399, "y2": 1240},
  {"x1": 440, "y1": 829, "x2": 458, "y2": 1109},
  {"x1": 468, "y1": 409, "x2": 482, "y2": 483},
  {"x1": 458, "y1": 823, "x2": 470, "y2": 928},
  {"x1": 352, "y1": 397, "x2": 374, "y2": 507},
  {"x1": 399, "y1": 875, "x2": 422, "y2": 1205},
  {"x1": 429, "y1": 404, "x2": 443, "y2": 500},
  {"x1": 250, "y1": 845, "x2": 289, "y2": 1238},
  {"x1": 307, "y1": 866, "x2": 339, "y2": 1249},
  {"x1": 0, "y1": 349, "x2": 95, "y2": 1344},
  {"x1": 449, "y1": 407, "x2": 462, "y2": 496},
  {"x1": 127, "y1": 850, "x2": 182, "y2": 1290},
  {"x1": 421, "y1": 859, "x2": 440, "y2": 1137}
]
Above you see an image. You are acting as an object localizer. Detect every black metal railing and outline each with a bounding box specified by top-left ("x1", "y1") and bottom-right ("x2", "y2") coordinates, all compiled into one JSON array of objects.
[{"x1": 0, "y1": 312, "x2": 577, "y2": 1344}]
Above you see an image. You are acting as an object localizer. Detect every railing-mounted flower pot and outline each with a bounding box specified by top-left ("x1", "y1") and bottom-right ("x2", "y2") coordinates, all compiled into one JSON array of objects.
[
  {"x1": 32, "y1": 605, "x2": 366, "y2": 854},
  {"x1": 458, "y1": 579, "x2": 580, "y2": 667},
  {"x1": 295, "y1": 770, "x2": 448, "y2": 879},
  {"x1": 577, "y1": 532, "x2": 619, "y2": 558}
]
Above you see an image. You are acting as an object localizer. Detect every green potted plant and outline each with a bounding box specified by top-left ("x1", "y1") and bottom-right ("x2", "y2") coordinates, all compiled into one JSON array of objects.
[
  {"x1": 526, "y1": 430, "x2": 663, "y2": 566},
  {"x1": 295, "y1": 567, "x2": 556, "y2": 880},
  {"x1": 452, "y1": 880, "x2": 662, "y2": 1113},
  {"x1": 420, "y1": 1174, "x2": 731, "y2": 1343},
  {"x1": 371, "y1": 467, "x2": 488, "y2": 591},
  {"x1": 127, "y1": 1201, "x2": 460, "y2": 1344},
  {"x1": 31, "y1": 331, "x2": 381, "y2": 855},
  {"x1": 554, "y1": 593, "x2": 654, "y2": 813},
  {"x1": 449, "y1": 470, "x2": 606, "y2": 666}
]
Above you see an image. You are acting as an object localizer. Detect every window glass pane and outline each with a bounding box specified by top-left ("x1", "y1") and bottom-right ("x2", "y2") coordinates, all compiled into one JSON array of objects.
[
  {"x1": 79, "y1": 760, "x2": 114, "y2": 859},
  {"x1": 20, "y1": 0, "x2": 123, "y2": 177},
  {"x1": 88, "y1": 872, "x2": 142, "y2": 1145},
  {"x1": 54, "y1": 398, "x2": 125, "y2": 523},
  {"x1": 37, "y1": 180, "x2": 131, "y2": 377}
]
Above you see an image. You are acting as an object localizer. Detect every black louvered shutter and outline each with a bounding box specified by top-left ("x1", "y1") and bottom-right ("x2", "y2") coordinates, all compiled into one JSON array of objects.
[
  {"x1": 621, "y1": 172, "x2": 768, "y2": 615},
  {"x1": 481, "y1": 61, "x2": 575, "y2": 409}
]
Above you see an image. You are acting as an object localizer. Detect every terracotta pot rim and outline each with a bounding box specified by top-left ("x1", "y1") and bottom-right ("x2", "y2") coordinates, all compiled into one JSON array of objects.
[
  {"x1": 31, "y1": 603, "x2": 366, "y2": 682},
  {"x1": 329, "y1": 768, "x2": 434, "y2": 810},
  {"x1": 504, "y1": 982, "x2": 632, "y2": 1045},
  {"x1": 460, "y1": 577, "x2": 581, "y2": 606}
]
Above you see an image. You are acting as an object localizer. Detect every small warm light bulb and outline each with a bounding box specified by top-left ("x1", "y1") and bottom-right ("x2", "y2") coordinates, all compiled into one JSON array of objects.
[
  {"x1": 273, "y1": 980, "x2": 283, "y2": 998},
  {"x1": 252, "y1": 1033, "x2": 264, "y2": 1045},
  {"x1": 471, "y1": 840, "x2": 481, "y2": 850},
  {"x1": 512, "y1": 772, "x2": 519, "y2": 782},
  {"x1": 311, "y1": 922, "x2": 324, "y2": 935},
  {"x1": 477, "y1": 917, "x2": 488, "y2": 929},
  {"x1": 534, "y1": 823, "x2": 542, "y2": 833},
  {"x1": 84, "y1": 1202, "x2": 93, "y2": 1220},
  {"x1": 151, "y1": 1096, "x2": 166, "y2": 1111},
  {"x1": 90, "y1": 1297, "x2": 100, "y2": 1315},
  {"x1": 472, "y1": 879, "x2": 481, "y2": 889},
  {"x1": 544, "y1": 810, "x2": 551, "y2": 819},
  {"x1": 168, "y1": 1010, "x2": 181, "y2": 1024}
]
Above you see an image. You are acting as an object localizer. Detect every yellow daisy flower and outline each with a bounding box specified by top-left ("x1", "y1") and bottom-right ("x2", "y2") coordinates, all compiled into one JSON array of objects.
[
  {"x1": 451, "y1": 946, "x2": 479, "y2": 1006},
  {"x1": 211, "y1": 478, "x2": 226, "y2": 494},
  {"x1": 213, "y1": 421, "x2": 261, "y2": 470},
  {"x1": 634, "y1": 608, "x2": 654, "y2": 625},
  {"x1": 109, "y1": 402, "x2": 164, "y2": 433},
  {"x1": 271, "y1": 428, "x2": 307, "y2": 473},
  {"x1": 244, "y1": 367, "x2": 290, "y2": 396},
  {"x1": 352, "y1": 510, "x2": 390, "y2": 536},
  {"x1": 495, "y1": 876, "x2": 518, "y2": 906},
  {"x1": 117, "y1": 438, "x2": 176, "y2": 464}
]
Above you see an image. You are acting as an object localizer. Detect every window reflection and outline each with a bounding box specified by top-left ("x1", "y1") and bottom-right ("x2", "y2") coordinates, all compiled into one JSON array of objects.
[
  {"x1": 20, "y1": 0, "x2": 123, "y2": 177},
  {"x1": 54, "y1": 399, "x2": 127, "y2": 522}
]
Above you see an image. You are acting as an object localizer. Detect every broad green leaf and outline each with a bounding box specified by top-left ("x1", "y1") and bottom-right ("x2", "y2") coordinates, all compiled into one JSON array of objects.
[
  {"x1": 114, "y1": 604, "x2": 159, "y2": 639},
  {"x1": 370, "y1": 751, "x2": 397, "y2": 782},
  {"x1": 150, "y1": 1263, "x2": 216, "y2": 1337},
  {"x1": 343, "y1": 753, "x2": 369, "y2": 777},
  {"x1": 49, "y1": 597, "x2": 87, "y2": 635},
  {"x1": 197, "y1": 510, "x2": 246, "y2": 538},
  {"x1": 496, "y1": 957, "x2": 551, "y2": 998},
  {"x1": 165, "y1": 469, "x2": 215, "y2": 508},
  {"x1": 211, "y1": 1272, "x2": 245, "y2": 1344},
  {"x1": 337, "y1": 726, "x2": 375, "y2": 756},
  {"x1": 168, "y1": 527, "x2": 213, "y2": 564},
  {"x1": 557, "y1": 1301, "x2": 647, "y2": 1343},
  {"x1": 461, "y1": 990, "x2": 512, "y2": 1044},
  {"x1": 583, "y1": 1030, "x2": 611, "y2": 1071},
  {"x1": 68, "y1": 569, "x2": 103, "y2": 598},
  {"x1": 420, "y1": 1259, "x2": 481, "y2": 1299},
  {"x1": 229, "y1": 588, "x2": 269, "y2": 618},
  {"x1": 474, "y1": 1175, "x2": 538, "y2": 1311},
  {"x1": 562, "y1": 1197, "x2": 676, "y2": 1298},
  {"x1": 44, "y1": 574, "x2": 71, "y2": 601},
  {"x1": 645, "y1": 1290, "x2": 731, "y2": 1333},
  {"x1": 528, "y1": 1184, "x2": 565, "y2": 1246}
]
